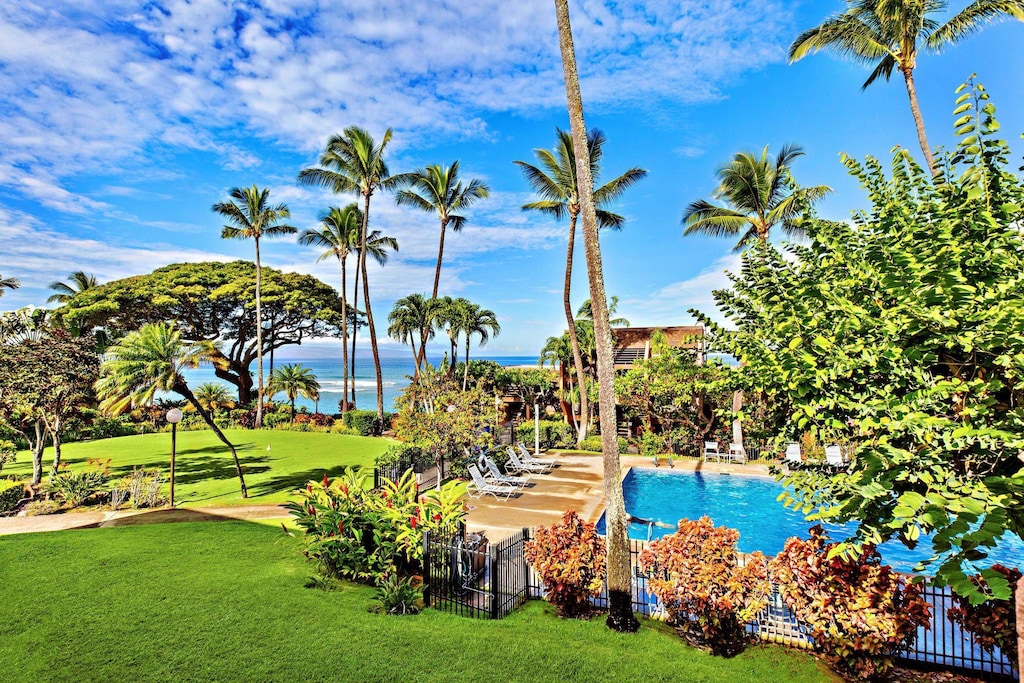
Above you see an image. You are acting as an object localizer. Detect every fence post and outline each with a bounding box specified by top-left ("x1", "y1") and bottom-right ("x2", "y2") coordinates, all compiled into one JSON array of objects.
[
  {"x1": 422, "y1": 531, "x2": 431, "y2": 607},
  {"x1": 373, "y1": 467, "x2": 380, "y2": 490},
  {"x1": 490, "y1": 545, "x2": 499, "y2": 619},
  {"x1": 522, "y1": 527, "x2": 531, "y2": 598}
]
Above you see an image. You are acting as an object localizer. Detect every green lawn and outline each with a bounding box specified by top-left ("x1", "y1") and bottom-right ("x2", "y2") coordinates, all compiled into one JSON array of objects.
[
  {"x1": 0, "y1": 521, "x2": 836, "y2": 682},
  {"x1": 7, "y1": 430, "x2": 395, "y2": 506}
]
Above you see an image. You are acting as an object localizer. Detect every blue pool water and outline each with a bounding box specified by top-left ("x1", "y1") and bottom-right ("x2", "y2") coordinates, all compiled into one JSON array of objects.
[{"x1": 597, "y1": 468, "x2": 1024, "y2": 573}]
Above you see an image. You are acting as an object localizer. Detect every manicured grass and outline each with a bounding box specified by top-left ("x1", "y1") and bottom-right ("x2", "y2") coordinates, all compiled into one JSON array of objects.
[
  {"x1": 7, "y1": 430, "x2": 395, "y2": 506},
  {"x1": 0, "y1": 521, "x2": 837, "y2": 682}
]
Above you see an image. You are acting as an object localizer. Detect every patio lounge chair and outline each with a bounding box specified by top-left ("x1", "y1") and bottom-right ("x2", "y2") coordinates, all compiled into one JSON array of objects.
[
  {"x1": 784, "y1": 443, "x2": 802, "y2": 468},
  {"x1": 506, "y1": 446, "x2": 550, "y2": 474},
  {"x1": 726, "y1": 442, "x2": 747, "y2": 464},
  {"x1": 481, "y1": 455, "x2": 531, "y2": 488},
  {"x1": 467, "y1": 464, "x2": 519, "y2": 500},
  {"x1": 825, "y1": 445, "x2": 846, "y2": 468},
  {"x1": 517, "y1": 443, "x2": 557, "y2": 467},
  {"x1": 703, "y1": 441, "x2": 721, "y2": 462}
]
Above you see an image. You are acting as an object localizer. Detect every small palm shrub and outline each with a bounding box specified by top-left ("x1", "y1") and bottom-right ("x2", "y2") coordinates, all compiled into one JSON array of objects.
[
  {"x1": 640, "y1": 517, "x2": 770, "y2": 655},
  {"x1": 373, "y1": 574, "x2": 423, "y2": 615},
  {"x1": 947, "y1": 564, "x2": 1020, "y2": 673},
  {"x1": 46, "y1": 463, "x2": 109, "y2": 508},
  {"x1": 769, "y1": 526, "x2": 931, "y2": 680},
  {"x1": 524, "y1": 510, "x2": 606, "y2": 618}
]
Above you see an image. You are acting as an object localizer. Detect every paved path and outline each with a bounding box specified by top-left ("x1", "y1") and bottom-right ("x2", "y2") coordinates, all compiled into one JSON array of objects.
[{"x1": 0, "y1": 504, "x2": 291, "y2": 536}]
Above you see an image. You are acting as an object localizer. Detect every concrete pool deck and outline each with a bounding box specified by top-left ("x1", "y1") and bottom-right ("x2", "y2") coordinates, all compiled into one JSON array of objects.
[{"x1": 464, "y1": 451, "x2": 775, "y2": 541}]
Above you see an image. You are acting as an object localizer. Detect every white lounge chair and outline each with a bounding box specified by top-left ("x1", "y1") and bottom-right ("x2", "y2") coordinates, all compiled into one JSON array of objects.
[
  {"x1": 727, "y1": 442, "x2": 747, "y2": 464},
  {"x1": 506, "y1": 446, "x2": 549, "y2": 473},
  {"x1": 481, "y1": 455, "x2": 531, "y2": 488},
  {"x1": 467, "y1": 464, "x2": 518, "y2": 500},
  {"x1": 703, "y1": 441, "x2": 721, "y2": 462},
  {"x1": 517, "y1": 443, "x2": 557, "y2": 467},
  {"x1": 825, "y1": 445, "x2": 846, "y2": 467},
  {"x1": 785, "y1": 443, "x2": 802, "y2": 467}
]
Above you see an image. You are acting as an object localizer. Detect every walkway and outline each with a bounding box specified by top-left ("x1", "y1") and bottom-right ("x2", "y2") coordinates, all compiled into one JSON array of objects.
[{"x1": 0, "y1": 504, "x2": 290, "y2": 536}]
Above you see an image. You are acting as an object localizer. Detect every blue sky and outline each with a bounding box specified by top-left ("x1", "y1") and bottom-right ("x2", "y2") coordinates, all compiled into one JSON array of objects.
[{"x1": 1, "y1": 1, "x2": 1022, "y2": 358}]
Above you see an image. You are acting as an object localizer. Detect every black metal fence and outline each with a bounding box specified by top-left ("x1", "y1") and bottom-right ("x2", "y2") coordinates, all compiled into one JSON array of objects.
[{"x1": 373, "y1": 455, "x2": 451, "y2": 490}]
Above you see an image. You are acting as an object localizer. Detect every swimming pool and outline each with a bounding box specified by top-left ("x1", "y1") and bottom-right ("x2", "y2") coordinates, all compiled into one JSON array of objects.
[{"x1": 596, "y1": 468, "x2": 1024, "y2": 573}]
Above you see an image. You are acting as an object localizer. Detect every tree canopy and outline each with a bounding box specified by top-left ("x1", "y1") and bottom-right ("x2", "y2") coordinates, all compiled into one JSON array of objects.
[{"x1": 55, "y1": 261, "x2": 344, "y2": 404}]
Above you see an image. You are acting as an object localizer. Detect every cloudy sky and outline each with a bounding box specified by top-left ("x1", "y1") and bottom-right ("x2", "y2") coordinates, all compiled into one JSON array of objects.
[{"x1": 1, "y1": 1, "x2": 1022, "y2": 357}]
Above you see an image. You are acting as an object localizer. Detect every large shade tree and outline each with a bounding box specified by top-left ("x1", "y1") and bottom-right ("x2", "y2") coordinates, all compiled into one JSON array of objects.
[
  {"x1": 213, "y1": 185, "x2": 297, "y2": 428},
  {"x1": 516, "y1": 129, "x2": 646, "y2": 446},
  {"x1": 789, "y1": 0, "x2": 1024, "y2": 175},
  {"x1": 299, "y1": 203, "x2": 362, "y2": 414},
  {"x1": 55, "y1": 261, "x2": 344, "y2": 405},
  {"x1": 553, "y1": 0, "x2": 638, "y2": 633},
  {"x1": 96, "y1": 322, "x2": 248, "y2": 497},
  {"x1": 298, "y1": 126, "x2": 401, "y2": 423}
]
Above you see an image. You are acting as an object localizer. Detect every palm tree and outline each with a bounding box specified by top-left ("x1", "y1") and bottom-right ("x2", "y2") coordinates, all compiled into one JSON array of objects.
[
  {"x1": 298, "y1": 127, "x2": 402, "y2": 423},
  {"x1": 213, "y1": 185, "x2": 297, "y2": 429},
  {"x1": 268, "y1": 364, "x2": 321, "y2": 423},
  {"x1": 345, "y1": 228, "x2": 399, "y2": 406},
  {"x1": 47, "y1": 271, "x2": 98, "y2": 305},
  {"x1": 454, "y1": 302, "x2": 501, "y2": 390},
  {"x1": 682, "y1": 145, "x2": 831, "y2": 251},
  {"x1": 789, "y1": 0, "x2": 1024, "y2": 176},
  {"x1": 388, "y1": 294, "x2": 439, "y2": 372},
  {"x1": 194, "y1": 382, "x2": 236, "y2": 418},
  {"x1": 554, "y1": 0, "x2": 638, "y2": 633},
  {"x1": 96, "y1": 323, "x2": 248, "y2": 497},
  {"x1": 516, "y1": 128, "x2": 646, "y2": 445},
  {"x1": 299, "y1": 203, "x2": 362, "y2": 415},
  {"x1": 0, "y1": 273, "x2": 19, "y2": 298}
]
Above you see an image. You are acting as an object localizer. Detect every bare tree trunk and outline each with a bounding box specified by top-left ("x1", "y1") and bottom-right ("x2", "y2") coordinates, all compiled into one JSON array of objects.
[
  {"x1": 48, "y1": 417, "x2": 62, "y2": 477},
  {"x1": 564, "y1": 212, "x2": 590, "y2": 445},
  {"x1": 31, "y1": 421, "x2": 46, "y2": 485},
  {"x1": 360, "y1": 192, "x2": 385, "y2": 423},
  {"x1": 901, "y1": 66, "x2": 937, "y2": 176},
  {"x1": 180, "y1": 384, "x2": 247, "y2": 498},
  {"x1": 554, "y1": 0, "x2": 638, "y2": 633},
  {"x1": 731, "y1": 390, "x2": 744, "y2": 446},
  {"x1": 255, "y1": 236, "x2": 265, "y2": 429},
  {"x1": 340, "y1": 255, "x2": 349, "y2": 416}
]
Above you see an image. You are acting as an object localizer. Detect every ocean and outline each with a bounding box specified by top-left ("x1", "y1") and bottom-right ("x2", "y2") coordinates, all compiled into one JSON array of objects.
[{"x1": 182, "y1": 352, "x2": 539, "y2": 413}]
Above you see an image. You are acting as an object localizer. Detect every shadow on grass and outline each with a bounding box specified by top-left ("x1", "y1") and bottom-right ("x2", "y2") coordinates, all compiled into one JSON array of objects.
[{"x1": 245, "y1": 465, "x2": 367, "y2": 500}]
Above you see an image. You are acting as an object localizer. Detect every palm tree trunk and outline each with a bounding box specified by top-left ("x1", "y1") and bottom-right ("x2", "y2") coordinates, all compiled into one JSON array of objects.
[
  {"x1": 554, "y1": 0, "x2": 638, "y2": 634},
  {"x1": 350, "y1": 246, "x2": 361, "y2": 410},
  {"x1": 254, "y1": 236, "x2": 265, "y2": 429},
  {"x1": 463, "y1": 332, "x2": 471, "y2": 391},
  {"x1": 179, "y1": 384, "x2": 247, "y2": 498},
  {"x1": 360, "y1": 192, "x2": 385, "y2": 423},
  {"x1": 340, "y1": 255, "x2": 349, "y2": 415},
  {"x1": 290, "y1": 396, "x2": 296, "y2": 423},
  {"x1": 564, "y1": 212, "x2": 590, "y2": 445},
  {"x1": 901, "y1": 66, "x2": 937, "y2": 176},
  {"x1": 432, "y1": 217, "x2": 447, "y2": 299}
]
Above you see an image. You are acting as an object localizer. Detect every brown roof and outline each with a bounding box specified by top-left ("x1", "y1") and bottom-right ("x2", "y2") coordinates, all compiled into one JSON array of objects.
[{"x1": 612, "y1": 326, "x2": 703, "y2": 350}]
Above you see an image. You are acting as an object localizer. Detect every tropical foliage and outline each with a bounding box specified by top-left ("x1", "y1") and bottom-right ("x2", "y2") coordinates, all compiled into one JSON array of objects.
[
  {"x1": 525, "y1": 510, "x2": 607, "y2": 619},
  {"x1": 947, "y1": 564, "x2": 1021, "y2": 672},
  {"x1": 268, "y1": 364, "x2": 321, "y2": 422},
  {"x1": 0, "y1": 273, "x2": 19, "y2": 297},
  {"x1": 696, "y1": 83, "x2": 1024, "y2": 600},
  {"x1": 47, "y1": 271, "x2": 98, "y2": 305}
]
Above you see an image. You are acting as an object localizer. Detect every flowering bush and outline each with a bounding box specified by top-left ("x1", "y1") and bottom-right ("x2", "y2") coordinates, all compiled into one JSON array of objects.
[
  {"x1": 286, "y1": 468, "x2": 467, "y2": 584},
  {"x1": 524, "y1": 510, "x2": 606, "y2": 618},
  {"x1": 947, "y1": 564, "x2": 1020, "y2": 672},
  {"x1": 640, "y1": 516, "x2": 770, "y2": 655},
  {"x1": 769, "y1": 526, "x2": 931, "y2": 679}
]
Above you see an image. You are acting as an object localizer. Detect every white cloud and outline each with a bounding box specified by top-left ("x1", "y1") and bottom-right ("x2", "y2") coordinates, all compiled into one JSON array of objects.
[{"x1": 622, "y1": 252, "x2": 741, "y2": 326}]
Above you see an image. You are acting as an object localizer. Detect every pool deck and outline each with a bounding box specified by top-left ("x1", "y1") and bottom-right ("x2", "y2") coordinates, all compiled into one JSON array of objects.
[{"x1": 465, "y1": 451, "x2": 775, "y2": 542}]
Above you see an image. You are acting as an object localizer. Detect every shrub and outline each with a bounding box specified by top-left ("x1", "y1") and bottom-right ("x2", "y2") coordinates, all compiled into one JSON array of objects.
[
  {"x1": 110, "y1": 467, "x2": 164, "y2": 509},
  {"x1": 640, "y1": 516, "x2": 770, "y2": 655},
  {"x1": 516, "y1": 420, "x2": 573, "y2": 449},
  {"x1": 375, "y1": 444, "x2": 432, "y2": 473},
  {"x1": 769, "y1": 526, "x2": 931, "y2": 680},
  {"x1": 373, "y1": 574, "x2": 422, "y2": 615},
  {"x1": 24, "y1": 499, "x2": 63, "y2": 516},
  {"x1": 524, "y1": 510, "x2": 606, "y2": 618},
  {"x1": 637, "y1": 431, "x2": 665, "y2": 460},
  {"x1": 329, "y1": 422, "x2": 358, "y2": 435},
  {"x1": 308, "y1": 412, "x2": 334, "y2": 427},
  {"x1": 345, "y1": 409, "x2": 388, "y2": 436},
  {"x1": 578, "y1": 435, "x2": 629, "y2": 453},
  {"x1": 46, "y1": 467, "x2": 109, "y2": 508},
  {"x1": 263, "y1": 411, "x2": 291, "y2": 429},
  {"x1": 0, "y1": 440, "x2": 16, "y2": 472},
  {"x1": 87, "y1": 415, "x2": 136, "y2": 441},
  {"x1": 0, "y1": 479, "x2": 25, "y2": 513},
  {"x1": 947, "y1": 564, "x2": 1020, "y2": 672}
]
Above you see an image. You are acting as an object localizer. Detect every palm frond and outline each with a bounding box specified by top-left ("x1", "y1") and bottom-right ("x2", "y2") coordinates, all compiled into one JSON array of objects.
[{"x1": 929, "y1": 0, "x2": 1024, "y2": 48}]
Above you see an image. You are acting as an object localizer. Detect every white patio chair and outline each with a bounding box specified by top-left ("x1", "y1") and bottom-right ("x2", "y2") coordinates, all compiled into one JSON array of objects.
[
  {"x1": 481, "y1": 455, "x2": 531, "y2": 488},
  {"x1": 517, "y1": 443, "x2": 557, "y2": 467},
  {"x1": 825, "y1": 445, "x2": 846, "y2": 467},
  {"x1": 785, "y1": 443, "x2": 802, "y2": 466},
  {"x1": 703, "y1": 441, "x2": 721, "y2": 462},
  {"x1": 727, "y1": 442, "x2": 747, "y2": 464},
  {"x1": 506, "y1": 446, "x2": 549, "y2": 473},
  {"x1": 466, "y1": 464, "x2": 518, "y2": 500}
]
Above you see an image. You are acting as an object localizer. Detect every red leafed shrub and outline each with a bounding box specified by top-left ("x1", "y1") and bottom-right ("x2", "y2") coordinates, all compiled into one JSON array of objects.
[
  {"x1": 947, "y1": 564, "x2": 1020, "y2": 672},
  {"x1": 309, "y1": 412, "x2": 334, "y2": 427},
  {"x1": 524, "y1": 510, "x2": 606, "y2": 618},
  {"x1": 769, "y1": 526, "x2": 931, "y2": 680},
  {"x1": 293, "y1": 414, "x2": 312, "y2": 425},
  {"x1": 639, "y1": 516, "x2": 771, "y2": 655}
]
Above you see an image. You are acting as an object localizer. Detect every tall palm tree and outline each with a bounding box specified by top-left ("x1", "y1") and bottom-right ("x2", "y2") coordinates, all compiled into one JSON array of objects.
[
  {"x1": 682, "y1": 144, "x2": 831, "y2": 251},
  {"x1": 194, "y1": 382, "x2": 236, "y2": 418},
  {"x1": 347, "y1": 229, "x2": 398, "y2": 406},
  {"x1": 299, "y1": 203, "x2": 362, "y2": 415},
  {"x1": 516, "y1": 128, "x2": 646, "y2": 445},
  {"x1": 268, "y1": 364, "x2": 321, "y2": 423},
  {"x1": 554, "y1": 0, "x2": 638, "y2": 633},
  {"x1": 213, "y1": 185, "x2": 297, "y2": 429},
  {"x1": 454, "y1": 302, "x2": 501, "y2": 390},
  {"x1": 790, "y1": 0, "x2": 1024, "y2": 176},
  {"x1": 298, "y1": 127, "x2": 402, "y2": 423},
  {"x1": 388, "y1": 294, "x2": 439, "y2": 373},
  {"x1": 0, "y1": 273, "x2": 19, "y2": 297},
  {"x1": 47, "y1": 271, "x2": 98, "y2": 305},
  {"x1": 96, "y1": 323, "x2": 248, "y2": 497}
]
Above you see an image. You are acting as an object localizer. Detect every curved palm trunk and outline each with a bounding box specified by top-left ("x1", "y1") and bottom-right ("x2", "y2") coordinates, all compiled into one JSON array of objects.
[
  {"x1": 254, "y1": 236, "x2": 265, "y2": 429},
  {"x1": 432, "y1": 217, "x2": 448, "y2": 299},
  {"x1": 901, "y1": 66, "x2": 937, "y2": 176},
  {"x1": 564, "y1": 212, "x2": 590, "y2": 445},
  {"x1": 340, "y1": 255, "x2": 349, "y2": 415},
  {"x1": 555, "y1": 0, "x2": 638, "y2": 634},
  {"x1": 179, "y1": 384, "x2": 247, "y2": 498},
  {"x1": 360, "y1": 192, "x2": 385, "y2": 423},
  {"x1": 350, "y1": 248, "x2": 361, "y2": 409}
]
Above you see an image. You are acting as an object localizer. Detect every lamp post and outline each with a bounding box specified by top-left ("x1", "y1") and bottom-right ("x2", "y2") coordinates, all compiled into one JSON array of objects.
[{"x1": 166, "y1": 408, "x2": 183, "y2": 507}]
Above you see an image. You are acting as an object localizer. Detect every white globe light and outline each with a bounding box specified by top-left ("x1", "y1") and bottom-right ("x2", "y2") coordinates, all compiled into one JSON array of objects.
[{"x1": 166, "y1": 408, "x2": 183, "y2": 424}]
